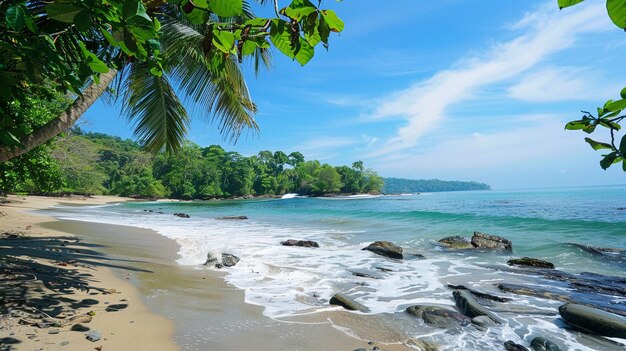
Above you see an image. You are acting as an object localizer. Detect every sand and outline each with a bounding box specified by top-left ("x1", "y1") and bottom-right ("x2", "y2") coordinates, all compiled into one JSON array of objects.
[
  {"x1": 0, "y1": 195, "x2": 177, "y2": 351},
  {"x1": 1, "y1": 195, "x2": 423, "y2": 351}
]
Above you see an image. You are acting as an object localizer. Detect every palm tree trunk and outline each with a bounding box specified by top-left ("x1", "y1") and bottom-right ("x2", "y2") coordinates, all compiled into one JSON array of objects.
[{"x1": 0, "y1": 69, "x2": 118, "y2": 163}]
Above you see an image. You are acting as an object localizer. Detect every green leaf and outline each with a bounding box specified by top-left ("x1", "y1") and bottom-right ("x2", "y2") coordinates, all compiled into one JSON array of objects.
[
  {"x1": 241, "y1": 40, "x2": 257, "y2": 56},
  {"x1": 79, "y1": 42, "x2": 109, "y2": 73},
  {"x1": 558, "y1": 0, "x2": 584, "y2": 9},
  {"x1": 600, "y1": 152, "x2": 619, "y2": 170},
  {"x1": 45, "y1": 3, "x2": 82, "y2": 23},
  {"x1": 598, "y1": 119, "x2": 621, "y2": 130},
  {"x1": 607, "y1": 0, "x2": 626, "y2": 29},
  {"x1": 294, "y1": 38, "x2": 314, "y2": 65},
  {"x1": 100, "y1": 27, "x2": 118, "y2": 46},
  {"x1": 622, "y1": 159, "x2": 626, "y2": 171},
  {"x1": 621, "y1": 86, "x2": 626, "y2": 100},
  {"x1": 321, "y1": 10, "x2": 344, "y2": 32},
  {"x1": 208, "y1": 0, "x2": 243, "y2": 17},
  {"x1": 604, "y1": 98, "x2": 626, "y2": 112},
  {"x1": 584, "y1": 137, "x2": 613, "y2": 150},
  {"x1": 212, "y1": 30, "x2": 236, "y2": 53},
  {"x1": 620, "y1": 134, "x2": 626, "y2": 154},
  {"x1": 283, "y1": 0, "x2": 317, "y2": 20},
  {"x1": 74, "y1": 10, "x2": 92, "y2": 31},
  {"x1": 6, "y1": 5, "x2": 26, "y2": 31}
]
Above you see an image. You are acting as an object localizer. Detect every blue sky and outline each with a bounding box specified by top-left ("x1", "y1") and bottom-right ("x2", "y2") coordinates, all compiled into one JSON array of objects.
[{"x1": 80, "y1": 0, "x2": 626, "y2": 189}]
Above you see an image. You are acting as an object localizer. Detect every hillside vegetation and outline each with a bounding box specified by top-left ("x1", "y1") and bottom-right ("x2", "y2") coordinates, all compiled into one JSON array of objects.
[{"x1": 383, "y1": 177, "x2": 490, "y2": 194}]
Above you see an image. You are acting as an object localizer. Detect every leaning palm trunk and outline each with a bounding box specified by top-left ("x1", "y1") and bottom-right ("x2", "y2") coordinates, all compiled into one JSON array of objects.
[{"x1": 0, "y1": 69, "x2": 118, "y2": 163}]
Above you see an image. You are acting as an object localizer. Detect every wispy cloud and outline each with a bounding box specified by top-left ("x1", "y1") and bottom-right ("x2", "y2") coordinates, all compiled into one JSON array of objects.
[{"x1": 366, "y1": 2, "x2": 608, "y2": 157}]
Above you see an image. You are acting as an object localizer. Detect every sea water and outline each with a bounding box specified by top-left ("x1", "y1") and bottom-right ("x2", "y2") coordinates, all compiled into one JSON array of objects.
[{"x1": 42, "y1": 186, "x2": 626, "y2": 350}]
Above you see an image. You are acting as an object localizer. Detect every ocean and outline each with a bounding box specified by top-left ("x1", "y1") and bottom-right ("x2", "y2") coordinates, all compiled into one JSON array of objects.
[{"x1": 41, "y1": 186, "x2": 626, "y2": 350}]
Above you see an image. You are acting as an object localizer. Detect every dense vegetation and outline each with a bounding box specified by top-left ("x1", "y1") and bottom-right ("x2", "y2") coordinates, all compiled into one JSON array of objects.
[
  {"x1": 0, "y1": 130, "x2": 384, "y2": 199},
  {"x1": 383, "y1": 177, "x2": 490, "y2": 194}
]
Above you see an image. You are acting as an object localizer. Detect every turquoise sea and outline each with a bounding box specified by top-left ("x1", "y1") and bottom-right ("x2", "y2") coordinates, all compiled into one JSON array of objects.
[{"x1": 43, "y1": 185, "x2": 626, "y2": 350}]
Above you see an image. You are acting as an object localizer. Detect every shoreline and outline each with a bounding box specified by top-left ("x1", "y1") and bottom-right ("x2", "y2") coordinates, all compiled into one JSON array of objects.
[
  {"x1": 0, "y1": 195, "x2": 178, "y2": 351},
  {"x1": 1, "y1": 196, "x2": 416, "y2": 351}
]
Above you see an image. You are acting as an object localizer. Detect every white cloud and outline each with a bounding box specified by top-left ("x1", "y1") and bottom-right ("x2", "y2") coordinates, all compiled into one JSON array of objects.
[
  {"x1": 367, "y1": 2, "x2": 608, "y2": 157},
  {"x1": 507, "y1": 67, "x2": 617, "y2": 102}
]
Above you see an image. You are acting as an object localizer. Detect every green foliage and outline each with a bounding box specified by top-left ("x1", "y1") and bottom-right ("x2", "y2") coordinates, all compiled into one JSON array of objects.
[
  {"x1": 383, "y1": 178, "x2": 491, "y2": 194},
  {"x1": 558, "y1": 0, "x2": 626, "y2": 171}
]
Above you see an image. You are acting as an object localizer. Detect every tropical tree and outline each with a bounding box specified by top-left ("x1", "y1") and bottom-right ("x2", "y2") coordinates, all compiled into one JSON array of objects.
[{"x1": 0, "y1": 0, "x2": 345, "y2": 162}]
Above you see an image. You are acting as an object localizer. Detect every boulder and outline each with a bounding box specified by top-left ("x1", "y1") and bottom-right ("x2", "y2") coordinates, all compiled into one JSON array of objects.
[
  {"x1": 329, "y1": 293, "x2": 368, "y2": 312},
  {"x1": 558, "y1": 303, "x2": 626, "y2": 338},
  {"x1": 280, "y1": 239, "x2": 319, "y2": 248},
  {"x1": 174, "y1": 213, "x2": 190, "y2": 218},
  {"x1": 205, "y1": 253, "x2": 240, "y2": 268},
  {"x1": 568, "y1": 243, "x2": 625, "y2": 260},
  {"x1": 530, "y1": 337, "x2": 561, "y2": 351},
  {"x1": 471, "y1": 232, "x2": 512, "y2": 251},
  {"x1": 504, "y1": 341, "x2": 530, "y2": 351},
  {"x1": 217, "y1": 216, "x2": 248, "y2": 220},
  {"x1": 362, "y1": 241, "x2": 403, "y2": 259},
  {"x1": 437, "y1": 236, "x2": 473, "y2": 250},
  {"x1": 220, "y1": 253, "x2": 240, "y2": 267},
  {"x1": 453, "y1": 290, "x2": 501, "y2": 324},
  {"x1": 472, "y1": 315, "x2": 497, "y2": 328},
  {"x1": 507, "y1": 257, "x2": 555, "y2": 269},
  {"x1": 447, "y1": 284, "x2": 511, "y2": 302},
  {"x1": 405, "y1": 305, "x2": 471, "y2": 328}
]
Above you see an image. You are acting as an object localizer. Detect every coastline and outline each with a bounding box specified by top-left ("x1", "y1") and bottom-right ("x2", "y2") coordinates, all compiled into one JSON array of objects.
[
  {"x1": 0, "y1": 195, "x2": 178, "y2": 351},
  {"x1": 1, "y1": 196, "x2": 416, "y2": 351}
]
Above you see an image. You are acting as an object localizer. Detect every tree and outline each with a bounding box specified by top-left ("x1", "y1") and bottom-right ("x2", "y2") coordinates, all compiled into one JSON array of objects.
[
  {"x1": 0, "y1": 0, "x2": 345, "y2": 162},
  {"x1": 559, "y1": 0, "x2": 626, "y2": 171}
]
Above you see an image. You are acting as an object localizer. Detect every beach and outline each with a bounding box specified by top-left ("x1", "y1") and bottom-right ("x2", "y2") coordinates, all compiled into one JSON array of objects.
[{"x1": 0, "y1": 196, "x2": 416, "y2": 351}]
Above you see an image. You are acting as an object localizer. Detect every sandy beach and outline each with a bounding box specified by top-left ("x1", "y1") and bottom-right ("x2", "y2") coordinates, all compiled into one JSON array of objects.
[{"x1": 1, "y1": 196, "x2": 420, "y2": 351}]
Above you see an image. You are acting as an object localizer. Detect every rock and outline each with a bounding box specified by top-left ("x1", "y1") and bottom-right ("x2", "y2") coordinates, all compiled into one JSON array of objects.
[
  {"x1": 280, "y1": 239, "x2": 319, "y2": 248},
  {"x1": 558, "y1": 303, "x2": 626, "y2": 338},
  {"x1": 220, "y1": 253, "x2": 240, "y2": 267},
  {"x1": 329, "y1": 293, "x2": 369, "y2": 312},
  {"x1": 350, "y1": 269, "x2": 382, "y2": 279},
  {"x1": 71, "y1": 324, "x2": 90, "y2": 332},
  {"x1": 105, "y1": 303, "x2": 128, "y2": 312},
  {"x1": 362, "y1": 241, "x2": 403, "y2": 259},
  {"x1": 405, "y1": 252, "x2": 426, "y2": 259},
  {"x1": 452, "y1": 290, "x2": 501, "y2": 324},
  {"x1": 217, "y1": 216, "x2": 248, "y2": 220},
  {"x1": 507, "y1": 257, "x2": 555, "y2": 269},
  {"x1": 447, "y1": 284, "x2": 511, "y2": 302},
  {"x1": 472, "y1": 315, "x2": 497, "y2": 328},
  {"x1": 504, "y1": 341, "x2": 530, "y2": 351},
  {"x1": 437, "y1": 236, "x2": 473, "y2": 249},
  {"x1": 530, "y1": 337, "x2": 561, "y2": 351},
  {"x1": 86, "y1": 330, "x2": 101, "y2": 342},
  {"x1": 471, "y1": 232, "x2": 512, "y2": 251},
  {"x1": 405, "y1": 305, "x2": 471, "y2": 328},
  {"x1": 174, "y1": 213, "x2": 190, "y2": 218},
  {"x1": 375, "y1": 267, "x2": 393, "y2": 272},
  {"x1": 568, "y1": 243, "x2": 626, "y2": 260}
]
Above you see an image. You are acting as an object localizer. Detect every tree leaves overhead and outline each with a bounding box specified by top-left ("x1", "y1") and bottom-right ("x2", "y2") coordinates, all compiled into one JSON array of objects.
[
  {"x1": 558, "y1": 0, "x2": 585, "y2": 9},
  {"x1": 606, "y1": 0, "x2": 626, "y2": 29}
]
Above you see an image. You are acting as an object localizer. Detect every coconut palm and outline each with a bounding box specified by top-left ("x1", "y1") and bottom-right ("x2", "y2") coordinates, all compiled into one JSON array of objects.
[{"x1": 0, "y1": 1, "x2": 270, "y2": 161}]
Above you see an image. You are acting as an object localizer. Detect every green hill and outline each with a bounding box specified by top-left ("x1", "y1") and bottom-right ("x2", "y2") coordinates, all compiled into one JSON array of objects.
[{"x1": 383, "y1": 177, "x2": 490, "y2": 193}]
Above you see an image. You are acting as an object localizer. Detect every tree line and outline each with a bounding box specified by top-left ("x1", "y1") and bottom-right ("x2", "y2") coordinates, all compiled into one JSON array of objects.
[
  {"x1": 382, "y1": 177, "x2": 490, "y2": 194},
  {"x1": 0, "y1": 130, "x2": 384, "y2": 199}
]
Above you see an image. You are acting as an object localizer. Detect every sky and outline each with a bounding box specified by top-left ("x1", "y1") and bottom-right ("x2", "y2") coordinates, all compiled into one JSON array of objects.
[{"x1": 79, "y1": 0, "x2": 626, "y2": 189}]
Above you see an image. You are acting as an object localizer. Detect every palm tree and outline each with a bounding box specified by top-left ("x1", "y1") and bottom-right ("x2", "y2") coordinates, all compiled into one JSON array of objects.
[{"x1": 0, "y1": 2, "x2": 270, "y2": 162}]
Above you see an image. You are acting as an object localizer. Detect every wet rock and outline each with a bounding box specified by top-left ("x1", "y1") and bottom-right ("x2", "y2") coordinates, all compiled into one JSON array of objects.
[
  {"x1": 530, "y1": 336, "x2": 561, "y2": 351},
  {"x1": 559, "y1": 303, "x2": 626, "y2": 338},
  {"x1": 507, "y1": 257, "x2": 555, "y2": 269},
  {"x1": 220, "y1": 253, "x2": 240, "y2": 267},
  {"x1": 204, "y1": 253, "x2": 240, "y2": 268},
  {"x1": 329, "y1": 293, "x2": 368, "y2": 312},
  {"x1": 174, "y1": 213, "x2": 190, "y2": 218},
  {"x1": 437, "y1": 236, "x2": 473, "y2": 249},
  {"x1": 48, "y1": 329, "x2": 60, "y2": 334},
  {"x1": 71, "y1": 324, "x2": 90, "y2": 332},
  {"x1": 280, "y1": 239, "x2": 319, "y2": 248},
  {"x1": 375, "y1": 267, "x2": 393, "y2": 272},
  {"x1": 405, "y1": 252, "x2": 426, "y2": 259},
  {"x1": 453, "y1": 290, "x2": 501, "y2": 324},
  {"x1": 216, "y1": 216, "x2": 248, "y2": 220},
  {"x1": 504, "y1": 341, "x2": 529, "y2": 351},
  {"x1": 362, "y1": 241, "x2": 403, "y2": 259},
  {"x1": 405, "y1": 305, "x2": 471, "y2": 328},
  {"x1": 568, "y1": 243, "x2": 625, "y2": 260},
  {"x1": 350, "y1": 269, "x2": 382, "y2": 279},
  {"x1": 471, "y1": 232, "x2": 512, "y2": 251},
  {"x1": 0, "y1": 337, "x2": 21, "y2": 345},
  {"x1": 447, "y1": 284, "x2": 511, "y2": 302},
  {"x1": 472, "y1": 315, "x2": 497, "y2": 328},
  {"x1": 86, "y1": 330, "x2": 101, "y2": 342}
]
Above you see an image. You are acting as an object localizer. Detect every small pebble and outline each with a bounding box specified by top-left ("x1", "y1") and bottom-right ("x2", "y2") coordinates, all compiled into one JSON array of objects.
[{"x1": 48, "y1": 329, "x2": 60, "y2": 334}]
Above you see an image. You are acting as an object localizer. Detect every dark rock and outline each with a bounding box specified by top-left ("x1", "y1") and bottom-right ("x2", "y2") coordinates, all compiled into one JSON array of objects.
[
  {"x1": 220, "y1": 253, "x2": 240, "y2": 267},
  {"x1": 281, "y1": 239, "x2": 319, "y2": 248},
  {"x1": 362, "y1": 241, "x2": 403, "y2": 259},
  {"x1": 216, "y1": 216, "x2": 248, "y2": 220},
  {"x1": 471, "y1": 232, "x2": 512, "y2": 251},
  {"x1": 0, "y1": 337, "x2": 21, "y2": 345},
  {"x1": 452, "y1": 290, "x2": 501, "y2": 324},
  {"x1": 568, "y1": 243, "x2": 625, "y2": 260},
  {"x1": 530, "y1": 337, "x2": 561, "y2": 351},
  {"x1": 508, "y1": 257, "x2": 555, "y2": 269},
  {"x1": 174, "y1": 213, "x2": 190, "y2": 218},
  {"x1": 405, "y1": 305, "x2": 471, "y2": 328},
  {"x1": 105, "y1": 303, "x2": 128, "y2": 312},
  {"x1": 447, "y1": 284, "x2": 511, "y2": 302},
  {"x1": 559, "y1": 303, "x2": 626, "y2": 338},
  {"x1": 71, "y1": 324, "x2": 90, "y2": 332},
  {"x1": 437, "y1": 236, "x2": 473, "y2": 250},
  {"x1": 375, "y1": 267, "x2": 393, "y2": 272},
  {"x1": 329, "y1": 293, "x2": 368, "y2": 312},
  {"x1": 504, "y1": 341, "x2": 530, "y2": 351},
  {"x1": 405, "y1": 252, "x2": 426, "y2": 259},
  {"x1": 472, "y1": 315, "x2": 497, "y2": 328},
  {"x1": 350, "y1": 269, "x2": 382, "y2": 279}
]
